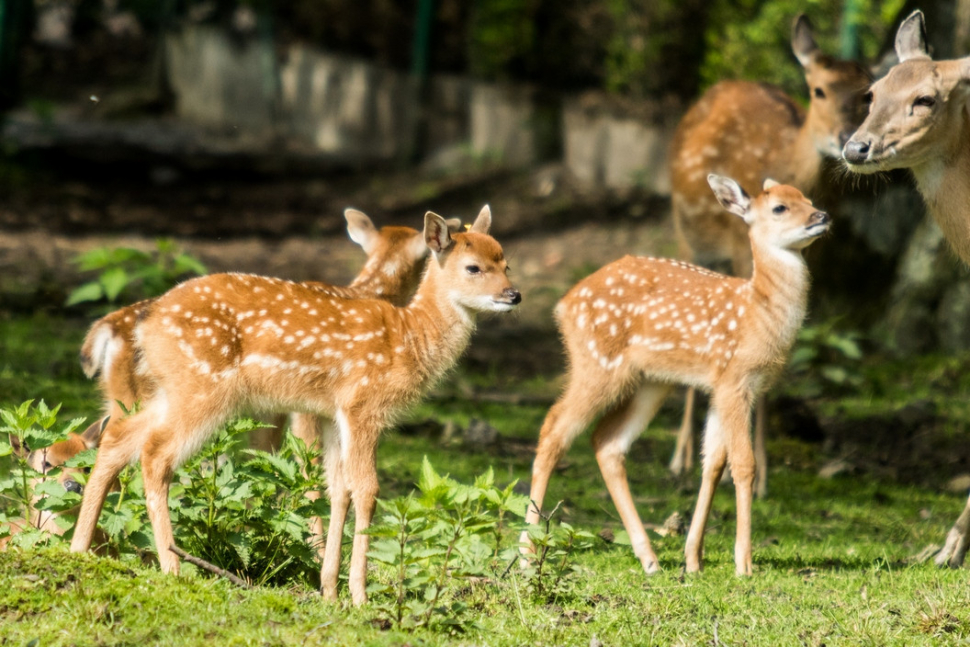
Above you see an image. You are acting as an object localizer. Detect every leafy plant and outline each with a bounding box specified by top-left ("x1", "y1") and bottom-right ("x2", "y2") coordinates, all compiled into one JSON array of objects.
[
  {"x1": 519, "y1": 500, "x2": 597, "y2": 601},
  {"x1": 0, "y1": 400, "x2": 88, "y2": 549},
  {"x1": 66, "y1": 239, "x2": 207, "y2": 307},
  {"x1": 788, "y1": 321, "x2": 865, "y2": 397},
  {"x1": 366, "y1": 457, "x2": 529, "y2": 633}
]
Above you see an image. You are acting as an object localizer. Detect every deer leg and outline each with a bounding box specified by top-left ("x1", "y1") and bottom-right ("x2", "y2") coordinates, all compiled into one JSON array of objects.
[
  {"x1": 140, "y1": 427, "x2": 188, "y2": 575},
  {"x1": 684, "y1": 408, "x2": 728, "y2": 572},
  {"x1": 291, "y1": 413, "x2": 326, "y2": 559},
  {"x1": 936, "y1": 492, "x2": 970, "y2": 568},
  {"x1": 719, "y1": 390, "x2": 756, "y2": 576},
  {"x1": 70, "y1": 417, "x2": 142, "y2": 553},
  {"x1": 522, "y1": 377, "x2": 614, "y2": 554},
  {"x1": 670, "y1": 387, "x2": 696, "y2": 474},
  {"x1": 338, "y1": 409, "x2": 381, "y2": 606},
  {"x1": 248, "y1": 413, "x2": 287, "y2": 453},
  {"x1": 319, "y1": 417, "x2": 349, "y2": 600},
  {"x1": 592, "y1": 382, "x2": 671, "y2": 574},
  {"x1": 753, "y1": 395, "x2": 768, "y2": 499}
]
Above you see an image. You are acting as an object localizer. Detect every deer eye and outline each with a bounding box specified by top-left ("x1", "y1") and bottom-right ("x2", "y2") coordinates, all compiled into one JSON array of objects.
[
  {"x1": 813, "y1": 87, "x2": 826, "y2": 99},
  {"x1": 772, "y1": 204, "x2": 788, "y2": 215},
  {"x1": 914, "y1": 95, "x2": 935, "y2": 108},
  {"x1": 465, "y1": 265, "x2": 481, "y2": 275},
  {"x1": 43, "y1": 461, "x2": 53, "y2": 471}
]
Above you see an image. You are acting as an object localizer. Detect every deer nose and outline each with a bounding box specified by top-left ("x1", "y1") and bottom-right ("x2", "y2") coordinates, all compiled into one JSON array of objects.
[
  {"x1": 63, "y1": 478, "x2": 83, "y2": 494},
  {"x1": 503, "y1": 288, "x2": 522, "y2": 305},
  {"x1": 810, "y1": 211, "x2": 830, "y2": 226},
  {"x1": 843, "y1": 139, "x2": 870, "y2": 164}
]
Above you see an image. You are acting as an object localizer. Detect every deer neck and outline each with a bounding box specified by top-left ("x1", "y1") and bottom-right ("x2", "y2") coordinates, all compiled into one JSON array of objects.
[
  {"x1": 346, "y1": 254, "x2": 409, "y2": 304},
  {"x1": 747, "y1": 239, "x2": 810, "y2": 352},
  {"x1": 912, "y1": 111, "x2": 970, "y2": 265},
  {"x1": 786, "y1": 117, "x2": 824, "y2": 194},
  {"x1": 392, "y1": 261, "x2": 476, "y2": 387}
]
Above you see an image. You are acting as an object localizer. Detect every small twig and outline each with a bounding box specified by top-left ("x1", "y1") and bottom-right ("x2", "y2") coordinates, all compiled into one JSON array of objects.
[{"x1": 168, "y1": 544, "x2": 251, "y2": 589}]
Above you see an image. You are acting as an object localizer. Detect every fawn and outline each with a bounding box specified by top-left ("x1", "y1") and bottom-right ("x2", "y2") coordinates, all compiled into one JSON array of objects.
[
  {"x1": 79, "y1": 209, "x2": 458, "y2": 554},
  {"x1": 668, "y1": 14, "x2": 871, "y2": 494},
  {"x1": 1, "y1": 418, "x2": 107, "y2": 549},
  {"x1": 842, "y1": 10, "x2": 970, "y2": 567},
  {"x1": 70, "y1": 208, "x2": 520, "y2": 604},
  {"x1": 523, "y1": 176, "x2": 828, "y2": 576}
]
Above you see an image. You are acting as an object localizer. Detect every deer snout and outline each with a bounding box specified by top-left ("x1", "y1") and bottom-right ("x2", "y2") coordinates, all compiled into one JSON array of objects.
[
  {"x1": 63, "y1": 478, "x2": 83, "y2": 494},
  {"x1": 501, "y1": 288, "x2": 522, "y2": 305},
  {"x1": 842, "y1": 139, "x2": 871, "y2": 164},
  {"x1": 810, "y1": 211, "x2": 829, "y2": 226},
  {"x1": 838, "y1": 129, "x2": 854, "y2": 148}
]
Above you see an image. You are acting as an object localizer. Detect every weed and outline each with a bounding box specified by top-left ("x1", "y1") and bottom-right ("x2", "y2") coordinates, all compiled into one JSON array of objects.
[{"x1": 66, "y1": 239, "x2": 207, "y2": 308}]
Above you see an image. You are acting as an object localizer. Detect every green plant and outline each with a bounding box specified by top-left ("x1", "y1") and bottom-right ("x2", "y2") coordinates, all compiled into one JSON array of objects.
[
  {"x1": 519, "y1": 501, "x2": 596, "y2": 601},
  {"x1": 66, "y1": 239, "x2": 207, "y2": 307},
  {"x1": 366, "y1": 457, "x2": 529, "y2": 632},
  {"x1": 0, "y1": 400, "x2": 89, "y2": 548},
  {"x1": 788, "y1": 321, "x2": 865, "y2": 397}
]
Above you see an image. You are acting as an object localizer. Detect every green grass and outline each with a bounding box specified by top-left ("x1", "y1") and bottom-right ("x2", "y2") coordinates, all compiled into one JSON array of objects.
[{"x1": 4, "y1": 312, "x2": 970, "y2": 645}]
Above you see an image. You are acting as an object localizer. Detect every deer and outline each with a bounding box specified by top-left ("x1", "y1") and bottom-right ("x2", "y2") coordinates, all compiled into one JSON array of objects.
[
  {"x1": 79, "y1": 208, "x2": 459, "y2": 555},
  {"x1": 69, "y1": 207, "x2": 520, "y2": 605},
  {"x1": 522, "y1": 176, "x2": 829, "y2": 576},
  {"x1": 667, "y1": 14, "x2": 872, "y2": 497},
  {"x1": 842, "y1": 10, "x2": 970, "y2": 568},
  {"x1": 1, "y1": 418, "x2": 108, "y2": 550}
]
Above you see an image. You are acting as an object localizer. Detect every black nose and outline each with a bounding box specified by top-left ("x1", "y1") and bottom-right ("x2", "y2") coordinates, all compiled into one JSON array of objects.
[
  {"x1": 64, "y1": 479, "x2": 83, "y2": 494},
  {"x1": 843, "y1": 139, "x2": 870, "y2": 164},
  {"x1": 811, "y1": 211, "x2": 830, "y2": 226},
  {"x1": 503, "y1": 288, "x2": 521, "y2": 305}
]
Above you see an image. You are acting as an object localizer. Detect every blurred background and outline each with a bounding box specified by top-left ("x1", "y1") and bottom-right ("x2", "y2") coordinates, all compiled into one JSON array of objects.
[{"x1": 1, "y1": 0, "x2": 970, "y2": 399}]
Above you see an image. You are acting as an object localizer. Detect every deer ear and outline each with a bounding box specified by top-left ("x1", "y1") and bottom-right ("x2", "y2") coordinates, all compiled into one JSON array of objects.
[
  {"x1": 763, "y1": 178, "x2": 780, "y2": 191},
  {"x1": 708, "y1": 174, "x2": 752, "y2": 221},
  {"x1": 791, "y1": 14, "x2": 819, "y2": 67},
  {"x1": 469, "y1": 205, "x2": 491, "y2": 234},
  {"x1": 896, "y1": 10, "x2": 930, "y2": 62},
  {"x1": 80, "y1": 416, "x2": 110, "y2": 449},
  {"x1": 444, "y1": 217, "x2": 463, "y2": 233},
  {"x1": 424, "y1": 212, "x2": 454, "y2": 254},
  {"x1": 345, "y1": 209, "x2": 379, "y2": 253}
]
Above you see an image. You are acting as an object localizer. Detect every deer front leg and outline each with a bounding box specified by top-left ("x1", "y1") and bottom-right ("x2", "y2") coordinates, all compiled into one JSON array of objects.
[
  {"x1": 720, "y1": 392, "x2": 756, "y2": 576},
  {"x1": 340, "y1": 410, "x2": 381, "y2": 606},
  {"x1": 684, "y1": 409, "x2": 727, "y2": 572},
  {"x1": 592, "y1": 383, "x2": 670, "y2": 574},
  {"x1": 936, "y1": 493, "x2": 970, "y2": 568},
  {"x1": 319, "y1": 419, "x2": 350, "y2": 600}
]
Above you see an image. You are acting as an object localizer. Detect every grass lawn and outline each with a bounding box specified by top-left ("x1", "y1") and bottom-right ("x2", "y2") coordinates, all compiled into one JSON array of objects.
[{"x1": 2, "y1": 312, "x2": 970, "y2": 645}]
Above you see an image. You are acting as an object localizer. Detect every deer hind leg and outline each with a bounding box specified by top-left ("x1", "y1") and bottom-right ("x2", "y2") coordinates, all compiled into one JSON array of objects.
[
  {"x1": 670, "y1": 387, "x2": 696, "y2": 475},
  {"x1": 70, "y1": 416, "x2": 144, "y2": 553},
  {"x1": 684, "y1": 408, "x2": 728, "y2": 572},
  {"x1": 936, "y1": 492, "x2": 970, "y2": 568},
  {"x1": 523, "y1": 375, "x2": 617, "y2": 550},
  {"x1": 592, "y1": 382, "x2": 671, "y2": 574}
]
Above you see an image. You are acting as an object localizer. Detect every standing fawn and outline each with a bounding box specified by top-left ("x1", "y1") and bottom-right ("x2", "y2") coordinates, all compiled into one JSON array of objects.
[
  {"x1": 1, "y1": 418, "x2": 107, "y2": 549},
  {"x1": 70, "y1": 208, "x2": 520, "y2": 604},
  {"x1": 842, "y1": 10, "x2": 970, "y2": 567},
  {"x1": 79, "y1": 209, "x2": 458, "y2": 554},
  {"x1": 523, "y1": 176, "x2": 828, "y2": 576},
  {"x1": 668, "y1": 15, "x2": 871, "y2": 494}
]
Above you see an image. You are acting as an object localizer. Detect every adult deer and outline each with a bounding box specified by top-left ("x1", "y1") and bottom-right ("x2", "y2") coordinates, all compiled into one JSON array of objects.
[
  {"x1": 70, "y1": 208, "x2": 520, "y2": 604},
  {"x1": 668, "y1": 15, "x2": 871, "y2": 495},
  {"x1": 523, "y1": 176, "x2": 829, "y2": 576},
  {"x1": 842, "y1": 10, "x2": 970, "y2": 567}
]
